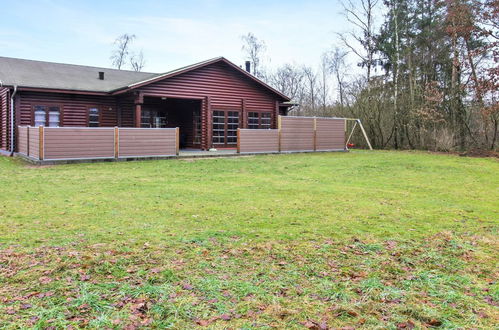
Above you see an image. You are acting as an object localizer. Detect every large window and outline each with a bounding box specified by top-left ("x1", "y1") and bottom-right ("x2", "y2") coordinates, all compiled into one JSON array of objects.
[
  {"x1": 212, "y1": 111, "x2": 225, "y2": 144},
  {"x1": 247, "y1": 112, "x2": 272, "y2": 129},
  {"x1": 212, "y1": 110, "x2": 240, "y2": 146},
  {"x1": 88, "y1": 108, "x2": 100, "y2": 127},
  {"x1": 33, "y1": 105, "x2": 60, "y2": 127}
]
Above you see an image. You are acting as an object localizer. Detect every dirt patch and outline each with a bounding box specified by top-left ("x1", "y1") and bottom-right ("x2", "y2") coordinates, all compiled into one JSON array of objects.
[{"x1": 459, "y1": 149, "x2": 499, "y2": 158}]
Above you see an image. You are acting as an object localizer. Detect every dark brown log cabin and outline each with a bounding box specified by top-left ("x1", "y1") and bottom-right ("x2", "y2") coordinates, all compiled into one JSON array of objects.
[{"x1": 0, "y1": 56, "x2": 292, "y2": 154}]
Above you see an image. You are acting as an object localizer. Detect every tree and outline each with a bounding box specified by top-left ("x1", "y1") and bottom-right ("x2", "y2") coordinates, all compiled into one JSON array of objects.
[
  {"x1": 318, "y1": 52, "x2": 331, "y2": 114},
  {"x1": 241, "y1": 32, "x2": 267, "y2": 79},
  {"x1": 339, "y1": 0, "x2": 381, "y2": 85},
  {"x1": 110, "y1": 34, "x2": 136, "y2": 70},
  {"x1": 130, "y1": 51, "x2": 146, "y2": 72},
  {"x1": 302, "y1": 66, "x2": 318, "y2": 114},
  {"x1": 327, "y1": 47, "x2": 349, "y2": 107}
]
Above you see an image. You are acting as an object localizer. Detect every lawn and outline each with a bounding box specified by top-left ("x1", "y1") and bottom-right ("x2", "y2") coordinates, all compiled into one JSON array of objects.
[{"x1": 0, "y1": 151, "x2": 497, "y2": 328}]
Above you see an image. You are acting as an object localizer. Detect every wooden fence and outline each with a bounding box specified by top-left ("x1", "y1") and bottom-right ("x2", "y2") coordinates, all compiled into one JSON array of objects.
[
  {"x1": 237, "y1": 116, "x2": 346, "y2": 154},
  {"x1": 237, "y1": 129, "x2": 279, "y2": 153},
  {"x1": 17, "y1": 126, "x2": 179, "y2": 161}
]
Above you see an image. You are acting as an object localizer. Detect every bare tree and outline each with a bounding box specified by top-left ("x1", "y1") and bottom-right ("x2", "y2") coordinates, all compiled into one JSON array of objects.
[
  {"x1": 130, "y1": 50, "x2": 146, "y2": 72},
  {"x1": 327, "y1": 47, "x2": 349, "y2": 107},
  {"x1": 338, "y1": 0, "x2": 380, "y2": 85},
  {"x1": 241, "y1": 32, "x2": 266, "y2": 79},
  {"x1": 302, "y1": 66, "x2": 318, "y2": 114},
  {"x1": 110, "y1": 34, "x2": 136, "y2": 70},
  {"x1": 318, "y1": 52, "x2": 331, "y2": 114},
  {"x1": 269, "y1": 64, "x2": 304, "y2": 101}
]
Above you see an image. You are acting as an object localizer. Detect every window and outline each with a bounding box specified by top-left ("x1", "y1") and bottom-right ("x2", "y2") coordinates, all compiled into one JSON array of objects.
[
  {"x1": 247, "y1": 112, "x2": 272, "y2": 129},
  {"x1": 212, "y1": 110, "x2": 225, "y2": 144},
  {"x1": 261, "y1": 112, "x2": 271, "y2": 129},
  {"x1": 212, "y1": 110, "x2": 240, "y2": 146},
  {"x1": 227, "y1": 111, "x2": 239, "y2": 144},
  {"x1": 88, "y1": 108, "x2": 100, "y2": 127},
  {"x1": 33, "y1": 105, "x2": 60, "y2": 127},
  {"x1": 248, "y1": 112, "x2": 259, "y2": 129},
  {"x1": 140, "y1": 110, "x2": 167, "y2": 128}
]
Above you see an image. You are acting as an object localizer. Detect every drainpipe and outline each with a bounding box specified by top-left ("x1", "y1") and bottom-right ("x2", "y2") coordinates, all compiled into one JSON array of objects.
[{"x1": 9, "y1": 85, "x2": 17, "y2": 156}]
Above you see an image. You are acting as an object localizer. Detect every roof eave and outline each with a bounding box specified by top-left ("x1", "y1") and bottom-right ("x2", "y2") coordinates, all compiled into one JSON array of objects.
[{"x1": 16, "y1": 86, "x2": 109, "y2": 96}]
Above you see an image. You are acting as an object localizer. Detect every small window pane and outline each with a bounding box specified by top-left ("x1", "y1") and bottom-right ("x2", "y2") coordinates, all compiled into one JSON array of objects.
[
  {"x1": 89, "y1": 108, "x2": 99, "y2": 127},
  {"x1": 34, "y1": 106, "x2": 47, "y2": 127},
  {"x1": 248, "y1": 112, "x2": 259, "y2": 129},
  {"x1": 261, "y1": 112, "x2": 271, "y2": 129},
  {"x1": 48, "y1": 107, "x2": 60, "y2": 127}
]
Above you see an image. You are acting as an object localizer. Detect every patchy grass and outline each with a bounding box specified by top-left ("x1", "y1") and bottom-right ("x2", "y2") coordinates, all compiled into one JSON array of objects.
[{"x1": 0, "y1": 151, "x2": 497, "y2": 328}]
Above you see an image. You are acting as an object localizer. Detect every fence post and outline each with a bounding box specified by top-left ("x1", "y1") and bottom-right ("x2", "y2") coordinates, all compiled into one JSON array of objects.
[
  {"x1": 114, "y1": 127, "x2": 119, "y2": 159},
  {"x1": 26, "y1": 126, "x2": 30, "y2": 156},
  {"x1": 237, "y1": 128, "x2": 240, "y2": 153},
  {"x1": 313, "y1": 117, "x2": 317, "y2": 151},
  {"x1": 176, "y1": 127, "x2": 180, "y2": 155},
  {"x1": 39, "y1": 126, "x2": 44, "y2": 160},
  {"x1": 278, "y1": 115, "x2": 282, "y2": 152}
]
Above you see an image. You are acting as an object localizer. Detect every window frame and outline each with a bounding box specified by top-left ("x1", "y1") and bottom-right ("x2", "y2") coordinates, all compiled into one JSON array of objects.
[
  {"x1": 212, "y1": 110, "x2": 240, "y2": 146},
  {"x1": 87, "y1": 106, "x2": 101, "y2": 127},
  {"x1": 247, "y1": 111, "x2": 272, "y2": 129},
  {"x1": 31, "y1": 104, "x2": 63, "y2": 127}
]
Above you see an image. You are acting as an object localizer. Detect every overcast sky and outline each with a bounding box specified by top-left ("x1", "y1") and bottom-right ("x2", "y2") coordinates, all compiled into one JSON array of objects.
[{"x1": 0, "y1": 0, "x2": 352, "y2": 73}]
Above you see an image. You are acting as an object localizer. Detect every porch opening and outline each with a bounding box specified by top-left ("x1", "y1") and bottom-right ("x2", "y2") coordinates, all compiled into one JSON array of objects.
[{"x1": 141, "y1": 97, "x2": 202, "y2": 149}]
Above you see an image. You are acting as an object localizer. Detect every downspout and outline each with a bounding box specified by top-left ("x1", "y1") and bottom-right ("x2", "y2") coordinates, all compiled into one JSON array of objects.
[{"x1": 10, "y1": 85, "x2": 18, "y2": 156}]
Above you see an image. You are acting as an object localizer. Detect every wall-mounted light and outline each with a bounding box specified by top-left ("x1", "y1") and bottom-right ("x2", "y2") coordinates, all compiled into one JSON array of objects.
[{"x1": 161, "y1": 97, "x2": 167, "y2": 100}]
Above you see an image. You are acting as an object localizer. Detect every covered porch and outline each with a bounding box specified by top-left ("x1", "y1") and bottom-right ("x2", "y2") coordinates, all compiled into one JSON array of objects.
[{"x1": 133, "y1": 95, "x2": 202, "y2": 149}]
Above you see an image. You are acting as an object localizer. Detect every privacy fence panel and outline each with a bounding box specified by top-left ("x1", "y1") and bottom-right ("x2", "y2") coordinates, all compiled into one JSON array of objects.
[
  {"x1": 279, "y1": 116, "x2": 315, "y2": 152},
  {"x1": 28, "y1": 127, "x2": 39, "y2": 159},
  {"x1": 315, "y1": 118, "x2": 346, "y2": 151},
  {"x1": 44, "y1": 128, "x2": 115, "y2": 160},
  {"x1": 17, "y1": 126, "x2": 28, "y2": 155},
  {"x1": 238, "y1": 129, "x2": 279, "y2": 153},
  {"x1": 118, "y1": 128, "x2": 178, "y2": 157}
]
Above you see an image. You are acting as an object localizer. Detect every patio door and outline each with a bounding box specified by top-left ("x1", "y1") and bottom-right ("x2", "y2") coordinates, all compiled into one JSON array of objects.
[{"x1": 212, "y1": 110, "x2": 239, "y2": 148}]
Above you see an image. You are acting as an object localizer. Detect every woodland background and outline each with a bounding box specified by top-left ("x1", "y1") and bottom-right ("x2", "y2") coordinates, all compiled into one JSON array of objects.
[
  {"x1": 240, "y1": 0, "x2": 498, "y2": 151},
  {"x1": 111, "y1": 0, "x2": 497, "y2": 151}
]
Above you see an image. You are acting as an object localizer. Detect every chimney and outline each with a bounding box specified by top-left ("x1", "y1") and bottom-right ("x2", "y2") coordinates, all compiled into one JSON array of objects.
[
  {"x1": 245, "y1": 61, "x2": 251, "y2": 73},
  {"x1": 98, "y1": 71, "x2": 105, "y2": 80}
]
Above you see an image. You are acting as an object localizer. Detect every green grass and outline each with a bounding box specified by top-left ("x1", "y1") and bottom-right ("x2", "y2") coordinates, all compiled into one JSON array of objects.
[{"x1": 0, "y1": 151, "x2": 497, "y2": 328}]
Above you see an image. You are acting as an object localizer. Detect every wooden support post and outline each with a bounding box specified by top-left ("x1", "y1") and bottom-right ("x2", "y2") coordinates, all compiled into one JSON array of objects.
[
  {"x1": 241, "y1": 99, "x2": 247, "y2": 129},
  {"x1": 134, "y1": 104, "x2": 142, "y2": 128},
  {"x1": 26, "y1": 126, "x2": 30, "y2": 156},
  {"x1": 345, "y1": 121, "x2": 357, "y2": 150},
  {"x1": 206, "y1": 96, "x2": 212, "y2": 150},
  {"x1": 134, "y1": 92, "x2": 143, "y2": 128},
  {"x1": 39, "y1": 126, "x2": 44, "y2": 160},
  {"x1": 237, "y1": 128, "x2": 241, "y2": 153},
  {"x1": 357, "y1": 119, "x2": 373, "y2": 150},
  {"x1": 313, "y1": 117, "x2": 317, "y2": 151},
  {"x1": 176, "y1": 127, "x2": 180, "y2": 155},
  {"x1": 278, "y1": 115, "x2": 282, "y2": 152},
  {"x1": 114, "y1": 127, "x2": 119, "y2": 158}
]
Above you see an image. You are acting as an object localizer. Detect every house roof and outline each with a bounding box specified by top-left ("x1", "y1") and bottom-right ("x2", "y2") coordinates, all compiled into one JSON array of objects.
[
  {"x1": 0, "y1": 56, "x2": 158, "y2": 93},
  {"x1": 0, "y1": 56, "x2": 291, "y2": 100}
]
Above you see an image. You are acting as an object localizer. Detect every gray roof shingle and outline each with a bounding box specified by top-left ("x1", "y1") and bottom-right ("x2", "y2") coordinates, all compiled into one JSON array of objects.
[{"x1": 0, "y1": 56, "x2": 159, "y2": 93}]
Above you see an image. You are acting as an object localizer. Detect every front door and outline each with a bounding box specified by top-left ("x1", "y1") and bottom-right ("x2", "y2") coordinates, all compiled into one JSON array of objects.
[{"x1": 212, "y1": 110, "x2": 239, "y2": 148}]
